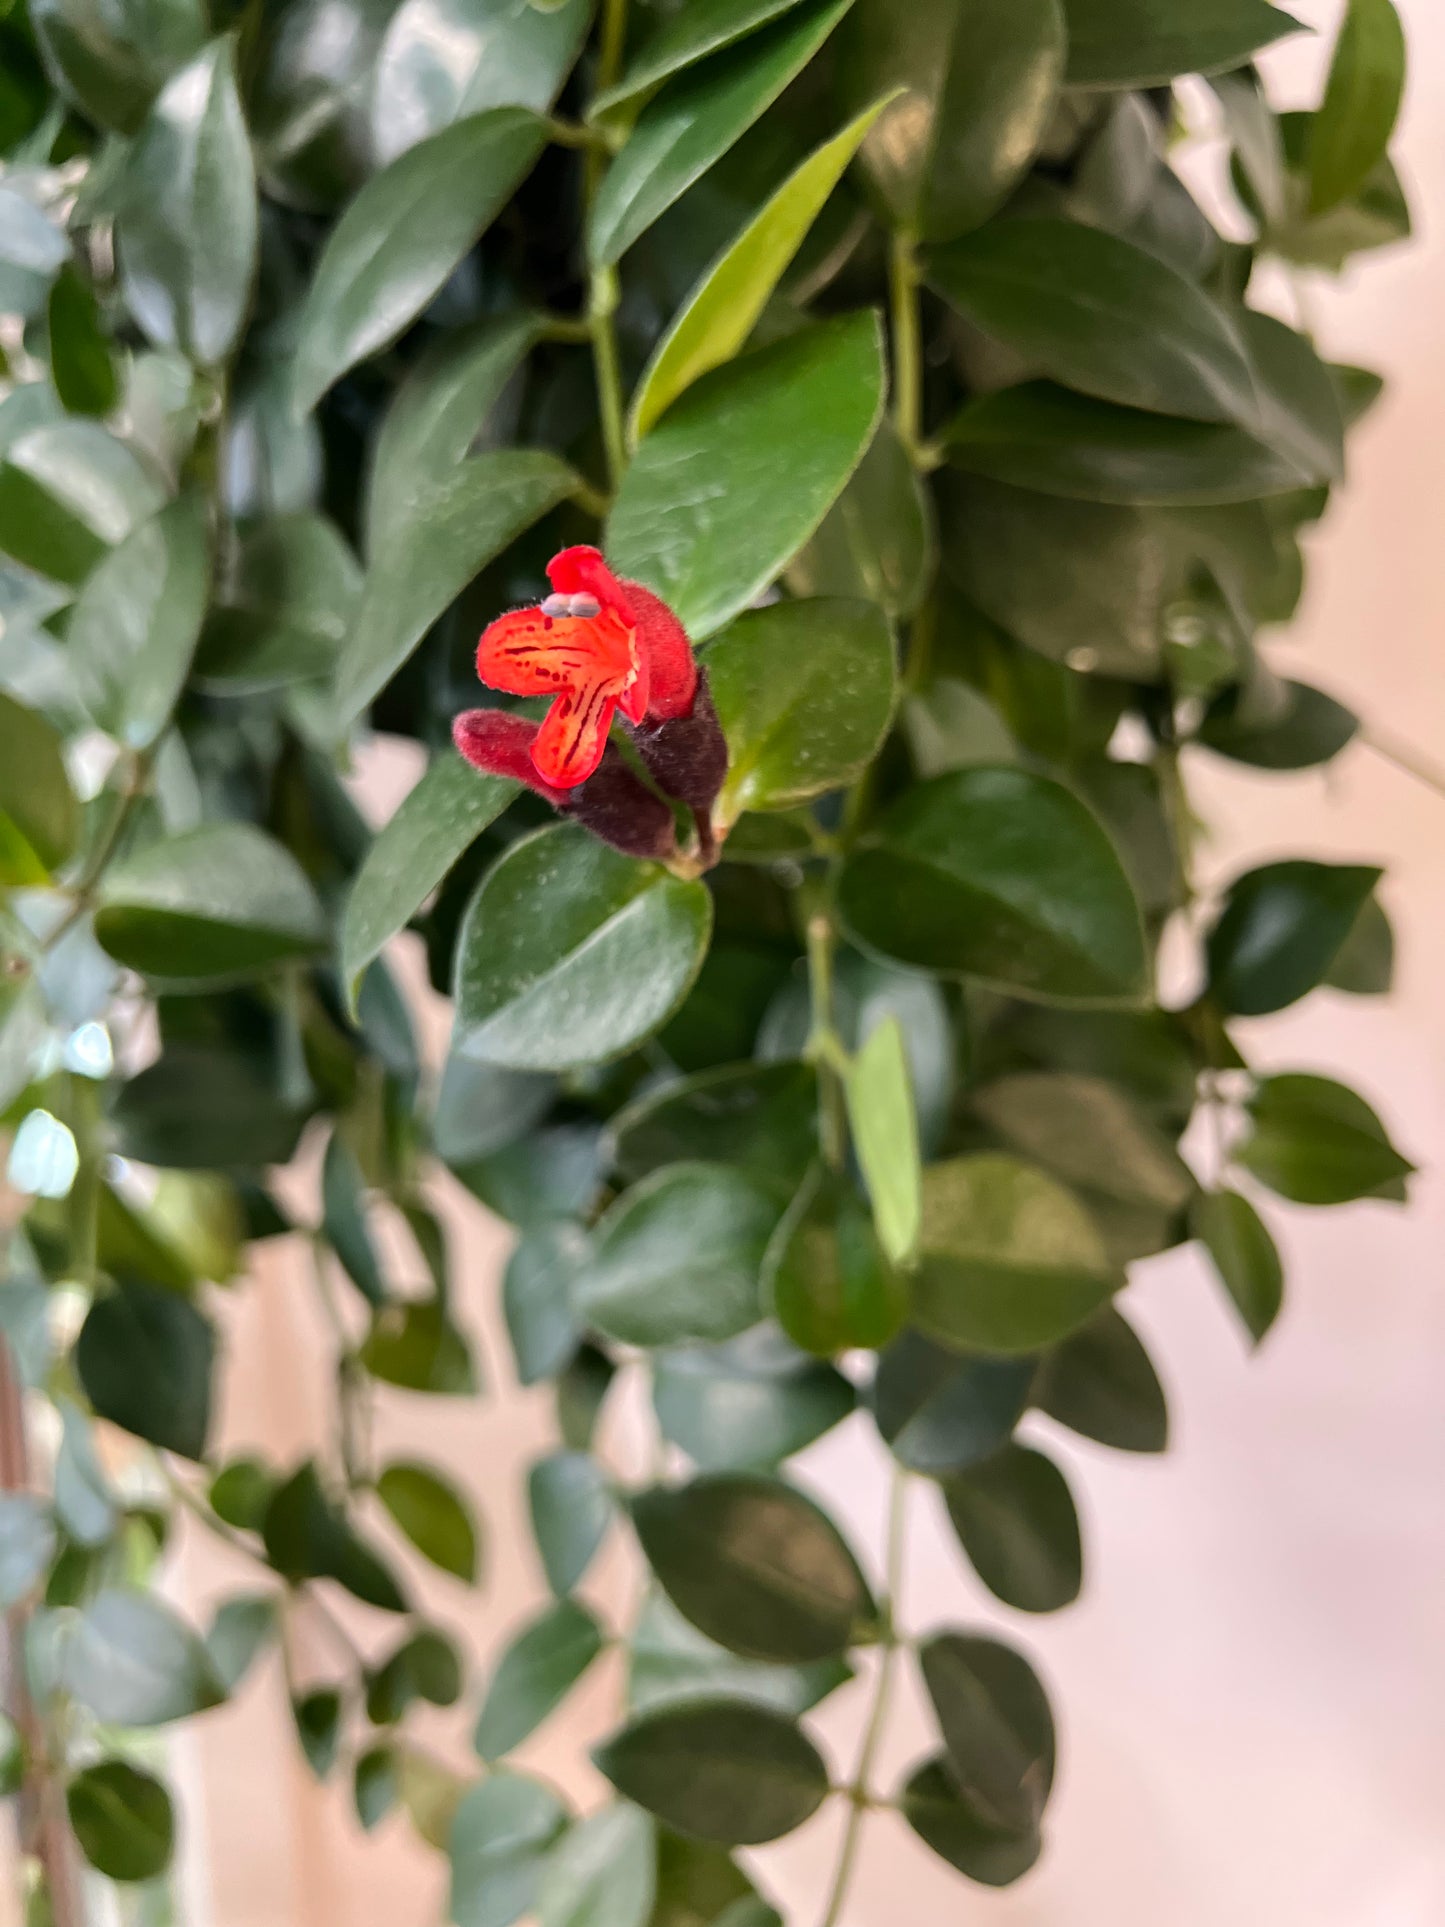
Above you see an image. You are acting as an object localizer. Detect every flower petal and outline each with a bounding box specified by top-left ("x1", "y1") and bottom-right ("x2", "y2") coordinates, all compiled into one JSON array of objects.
[
  {"x1": 547, "y1": 545, "x2": 632, "y2": 619},
  {"x1": 533, "y1": 678, "x2": 622, "y2": 788}
]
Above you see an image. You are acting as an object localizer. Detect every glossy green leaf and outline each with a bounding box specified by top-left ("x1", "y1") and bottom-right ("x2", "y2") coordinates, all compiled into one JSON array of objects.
[
  {"x1": 1237, "y1": 1072, "x2": 1413, "y2": 1206},
  {"x1": 94, "y1": 823, "x2": 327, "y2": 981},
  {"x1": 577, "y1": 1162, "x2": 777, "y2": 1348},
  {"x1": 593, "y1": 0, "x2": 809, "y2": 118},
  {"x1": 847, "y1": 1015, "x2": 922, "y2": 1266},
  {"x1": 247, "y1": 0, "x2": 396, "y2": 212},
  {"x1": 69, "y1": 492, "x2": 211, "y2": 749},
  {"x1": 1198, "y1": 677, "x2": 1358, "y2": 769},
  {"x1": 291, "y1": 107, "x2": 547, "y2": 412},
  {"x1": 630, "y1": 97, "x2": 888, "y2": 439},
  {"x1": 1206, "y1": 859, "x2": 1381, "y2": 1016},
  {"x1": 765, "y1": 1169, "x2": 906, "y2": 1356},
  {"x1": 0, "y1": 1495, "x2": 55, "y2": 1607},
  {"x1": 1309, "y1": 0, "x2": 1405, "y2": 215},
  {"x1": 454, "y1": 825, "x2": 714, "y2": 1072},
  {"x1": 608, "y1": 1061, "x2": 817, "y2": 1198},
  {"x1": 372, "y1": 0, "x2": 588, "y2": 164},
  {"x1": 342, "y1": 753, "x2": 516, "y2": 1007},
  {"x1": 476, "y1": 1599, "x2": 604, "y2": 1761},
  {"x1": 1324, "y1": 893, "x2": 1394, "y2": 995},
  {"x1": 944, "y1": 1443, "x2": 1082, "y2": 1612},
  {"x1": 67, "y1": 1760, "x2": 175, "y2": 1882},
  {"x1": 75, "y1": 1280, "x2": 213, "y2": 1460},
  {"x1": 0, "y1": 415, "x2": 166, "y2": 585},
  {"x1": 1193, "y1": 1189, "x2": 1284, "y2": 1344},
  {"x1": 503, "y1": 1222, "x2": 586, "y2": 1385},
  {"x1": 1062, "y1": 0, "x2": 1303, "y2": 87},
  {"x1": 912, "y1": 1154, "x2": 1117, "y2": 1355},
  {"x1": 931, "y1": 218, "x2": 1257, "y2": 424},
  {"x1": 366, "y1": 314, "x2": 538, "y2": 551},
  {"x1": 901, "y1": 1755, "x2": 1040, "y2": 1887},
  {"x1": 871, "y1": 1332, "x2": 1033, "y2": 1476},
  {"x1": 263, "y1": 1461, "x2": 408, "y2": 1612},
  {"x1": 0, "y1": 691, "x2": 76, "y2": 884},
  {"x1": 654, "y1": 1327, "x2": 854, "y2": 1470},
  {"x1": 920, "y1": 1632, "x2": 1055, "y2": 1834},
  {"x1": 594, "y1": 1701, "x2": 830, "y2": 1845},
  {"x1": 115, "y1": 39, "x2": 257, "y2": 367},
  {"x1": 1034, "y1": 1307, "x2": 1169, "y2": 1453},
  {"x1": 786, "y1": 418, "x2": 934, "y2": 620},
  {"x1": 193, "y1": 513, "x2": 361, "y2": 695},
  {"x1": 628, "y1": 1589, "x2": 850, "y2": 1721},
  {"x1": 633, "y1": 1473, "x2": 874, "y2": 1662},
  {"x1": 30, "y1": 0, "x2": 206, "y2": 134},
  {"x1": 529, "y1": 1449, "x2": 612, "y2": 1596},
  {"x1": 294, "y1": 1688, "x2": 343, "y2": 1777},
  {"x1": 48, "y1": 267, "x2": 119, "y2": 416},
  {"x1": 537, "y1": 1804, "x2": 656, "y2": 1927},
  {"x1": 449, "y1": 1773, "x2": 568, "y2": 1927},
  {"x1": 588, "y1": 0, "x2": 851, "y2": 267},
  {"x1": 337, "y1": 446, "x2": 575, "y2": 722},
  {"x1": 839, "y1": 768, "x2": 1149, "y2": 1002},
  {"x1": 838, "y1": 0, "x2": 1064, "y2": 240},
  {"x1": 972, "y1": 1072, "x2": 1193, "y2": 1219},
  {"x1": 376, "y1": 1461, "x2": 479, "y2": 1581},
  {"x1": 610, "y1": 312, "x2": 885, "y2": 641},
  {"x1": 64, "y1": 1588, "x2": 225, "y2": 1725}
]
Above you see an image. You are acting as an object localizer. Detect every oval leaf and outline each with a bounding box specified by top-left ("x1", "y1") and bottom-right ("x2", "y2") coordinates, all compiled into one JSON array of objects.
[
  {"x1": 529, "y1": 1450, "x2": 613, "y2": 1597},
  {"x1": 1192, "y1": 1188, "x2": 1284, "y2": 1344},
  {"x1": 1206, "y1": 859, "x2": 1381, "y2": 1016},
  {"x1": 449, "y1": 1773, "x2": 568, "y2": 1927},
  {"x1": 0, "y1": 692, "x2": 78, "y2": 884},
  {"x1": 1034, "y1": 1306, "x2": 1169, "y2": 1453},
  {"x1": 919, "y1": 1632, "x2": 1056, "y2": 1834},
  {"x1": 943, "y1": 1443, "x2": 1082, "y2": 1613},
  {"x1": 594, "y1": 1700, "x2": 829, "y2": 1845},
  {"x1": 475, "y1": 1598, "x2": 604, "y2": 1761},
  {"x1": 376, "y1": 1461, "x2": 479, "y2": 1582},
  {"x1": 64, "y1": 1589, "x2": 225, "y2": 1726},
  {"x1": 871, "y1": 1331, "x2": 1033, "y2": 1476},
  {"x1": 67, "y1": 1760, "x2": 175, "y2": 1883}
]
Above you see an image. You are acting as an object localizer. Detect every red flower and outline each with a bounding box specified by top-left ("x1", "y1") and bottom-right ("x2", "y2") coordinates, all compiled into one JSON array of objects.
[{"x1": 473, "y1": 546, "x2": 697, "y2": 789}]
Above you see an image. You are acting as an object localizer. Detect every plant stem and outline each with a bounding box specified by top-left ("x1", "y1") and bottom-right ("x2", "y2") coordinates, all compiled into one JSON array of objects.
[
  {"x1": 889, "y1": 230, "x2": 922, "y2": 455},
  {"x1": 1362, "y1": 724, "x2": 1445, "y2": 804},
  {"x1": 43, "y1": 744, "x2": 154, "y2": 953},
  {"x1": 819, "y1": 1467, "x2": 909, "y2": 1927},
  {"x1": 804, "y1": 889, "x2": 848, "y2": 1171},
  {"x1": 586, "y1": 0, "x2": 630, "y2": 486}
]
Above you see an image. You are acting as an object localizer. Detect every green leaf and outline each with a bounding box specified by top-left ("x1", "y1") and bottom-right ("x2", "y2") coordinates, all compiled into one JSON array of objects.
[
  {"x1": 291, "y1": 107, "x2": 546, "y2": 413},
  {"x1": 596, "y1": 1700, "x2": 829, "y2": 1845},
  {"x1": 476, "y1": 1599, "x2": 604, "y2": 1761},
  {"x1": 504, "y1": 1222, "x2": 587, "y2": 1385},
  {"x1": 0, "y1": 189, "x2": 68, "y2": 321},
  {"x1": 632, "y1": 1473, "x2": 874, "y2": 1663},
  {"x1": 838, "y1": 768, "x2": 1148, "y2": 1002},
  {"x1": 1309, "y1": 0, "x2": 1405, "y2": 215},
  {"x1": 0, "y1": 1494, "x2": 55, "y2": 1607},
  {"x1": 529, "y1": 1450, "x2": 613, "y2": 1596},
  {"x1": 1061, "y1": 0, "x2": 1303, "y2": 88},
  {"x1": 537, "y1": 1804, "x2": 656, "y2": 1927},
  {"x1": 54, "y1": 1403, "x2": 119, "y2": 1549},
  {"x1": 786, "y1": 418, "x2": 935, "y2": 620},
  {"x1": 1197, "y1": 677, "x2": 1358, "y2": 769},
  {"x1": 838, "y1": 0, "x2": 1065, "y2": 239},
  {"x1": 372, "y1": 0, "x2": 588, "y2": 164},
  {"x1": 652, "y1": 1328, "x2": 854, "y2": 1471},
  {"x1": 651, "y1": 1834, "x2": 771, "y2": 1927},
  {"x1": 210, "y1": 1459, "x2": 275, "y2": 1532},
  {"x1": 628, "y1": 1589, "x2": 850, "y2": 1721},
  {"x1": 321, "y1": 1132, "x2": 385, "y2": 1306},
  {"x1": 630, "y1": 97, "x2": 889, "y2": 439},
  {"x1": 246, "y1": 0, "x2": 395, "y2": 212},
  {"x1": 765, "y1": 1169, "x2": 907, "y2": 1357},
  {"x1": 1324, "y1": 893, "x2": 1394, "y2": 995},
  {"x1": 1193, "y1": 1189, "x2": 1284, "y2": 1344},
  {"x1": 1237, "y1": 1072, "x2": 1413, "y2": 1206},
  {"x1": 115, "y1": 38, "x2": 258, "y2": 367},
  {"x1": 588, "y1": 0, "x2": 852, "y2": 267},
  {"x1": 900, "y1": 1755, "x2": 1040, "y2": 1886},
  {"x1": 69, "y1": 492, "x2": 211, "y2": 750},
  {"x1": 971, "y1": 1072, "x2": 1193, "y2": 1219},
  {"x1": 0, "y1": 416, "x2": 166, "y2": 586},
  {"x1": 94, "y1": 823, "x2": 327, "y2": 982},
  {"x1": 0, "y1": 691, "x2": 77, "y2": 884},
  {"x1": 193, "y1": 513, "x2": 362, "y2": 694},
  {"x1": 912, "y1": 1155, "x2": 1117, "y2": 1355},
  {"x1": 576, "y1": 1163, "x2": 777, "y2": 1348},
  {"x1": 920, "y1": 1632, "x2": 1055, "y2": 1834},
  {"x1": 609, "y1": 312, "x2": 886, "y2": 641},
  {"x1": 1205, "y1": 859, "x2": 1381, "y2": 1016},
  {"x1": 454, "y1": 825, "x2": 713, "y2": 1072},
  {"x1": 449, "y1": 1772, "x2": 568, "y2": 1927},
  {"x1": 30, "y1": 0, "x2": 207, "y2": 134},
  {"x1": 205, "y1": 1593, "x2": 277, "y2": 1691},
  {"x1": 263, "y1": 1461, "x2": 408, "y2": 1612},
  {"x1": 76, "y1": 1279, "x2": 214, "y2": 1460},
  {"x1": 354, "y1": 1745, "x2": 399, "y2": 1831},
  {"x1": 67, "y1": 1760, "x2": 175, "y2": 1882},
  {"x1": 366, "y1": 1627, "x2": 463, "y2": 1722},
  {"x1": 294, "y1": 1687, "x2": 343, "y2": 1778},
  {"x1": 871, "y1": 1332, "x2": 1033, "y2": 1476},
  {"x1": 342, "y1": 752, "x2": 516, "y2": 1008},
  {"x1": 930, "y1": 218, "x2": 1258, "y2": 425},
  {"x1": 112, "y1": 1041, "x2": 308, "y2": 1171},
  {"x1": 360, "y1": 1299, "x2": 477, "y2": 1393},
  {"x1": 48, "y1": 267, "x2": 119, "y2": 416},
  {"x1": 608, "y1": 1061, "x2": 817, "y2": 1199},
  {"x1": 338, "y1": 443, "x2": 577, "y2": 720},
  {"x1": 709, "y1": 597, "x2": 896, "y2": 824},
  {"x1": 592, "y1": 0, "x2": 810, "y2": 118},
  {"x1": 944, "y1": 382, "x2": 1311, "y2": 506},
  {"x1": 944, "y1": 1443, "x2": 1082, "y2": 1613},
  {"x1": 1034, "y1": 1307, "x2": 1169, "y2": 1453},
  {"x1": 846, "y1": 1015, "x2": 922, "y2": 1266},
  {"x1": 366, "y1": 314, "x2": 538, "y2": 551},
  {"x1": 64, "y1": 1587, "x2": 225, "y2": 1725},
  {"x1": 377, "y1": 1461, "x2": 479, "y2": 1581}
]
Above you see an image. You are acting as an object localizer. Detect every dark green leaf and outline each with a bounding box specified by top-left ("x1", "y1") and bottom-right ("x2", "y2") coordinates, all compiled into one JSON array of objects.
[
  {"x1": 48, "y1": 266, "x2": 119, "y2": 416},
  {"x1": 294, "y1": 1687, "x2": 343, "y2": 1778},
  {"x1": 0, "y1": 415, "x2": 165, "y2": 586},
  {"x1": 787, "y1": 417, "x2": 934, "y2": 620},
  {"x1": 633, "y1": 1473, "x2": 874, "y2": 1662},
  {"x1": 454, "y1": 825, "x2": 713, "y2": 1072},
  {"x1": 30, "y1": 0, "x2": 206, "y2": 134},
  {"x1": 112, "y1": 1041, "x2": 308, "y2": 1170},
  {"x1": 263, "y1": 1461, "x2": 408, "y2": 1612},
  {"x1": 576, "y1": 1162, "x2": 777, "y2": 1348},
  {"x1": 1324, "y1": 892, "x2": 1394, "y2": 995},
  {"x1": 1206, "y1": 859, "x2": 1381, "y2": 1015},
  {"x1": 475, "y1": 1598, "x2": 604, "y2": 1761},
  {"x1": 628, "y1": 1589, "x2": 850, "y2": 1721},
  {"x1": 1062, "y1": 0, "x2": 1302, "y2": 87},
  {"x1": 972, "y1": 1072, "x2": 1193, "y2": 1219},
  {"x1": 354, "y1": 1745, "x2": 399, "y2": 1831},
  {"x1": 321, "y1": 1132, "x2": 385, "y2": 1306},
  {"x1": 504, "y1": 1222, "x2": 587, "y2": 1385},
  {"x1": 653, "y1": 1328, "x2": 854, "y2": 1470},
  {"x1": 193, "y1": 513, "x2": 361, "y2": 694},
  {"x1": 67, "y1": 1760, "x2": 174, "y2": 1882},
  {"x1": 64, "y1": 1587, "x2": 225, "y2": 1724},
  {"x1": 529, "y1": 1450, "x2": 612, "y2": 1596},
  {"x1": 0, "y1": 1494, "x2": 55, "y2": 1607},
  {"x1": 920, "y1": 1632, "x2": 1055, "y2": 1834},
  {"x1": 435, "y1": 1045, "x2": 555, "y2": 1167},
  {"x1": 367, "y1": 1627, "x2": 463, "y2": 1722},
  {"x1": 944, "y1": 1443, "x2": 1082, "y2": 1612},
  {"x1": 871, "y1": 1332, "x2": 1033, "y2": 1476},
  {"x1": 839, "y1": 768, "x2": 1148, "y2": 1001},
  {"x1": 608, "y1": 1061, "x2": 817, "y2": 1199},
  {"x1": 1034, "y1": 1307, "x2": 1168, "y2": 1453},
  {"x1": 1193, "y1": 1188, "x2": 1284, "y2": 1343},
  {"x1": 608, "y1": 312, "x2": 886, "y2": 641},
  {"x1": 377, "y1": 1460, "x2": 479, "y2": 1581},
  {"x1": 593, "y1": 0, "x2": 809, "y2": 118},
  {"x1": 291, "y1": 107, "x2": 547, "y2": 412},
  {"x1": 0, "y1": 691, "x2": 77, "y2": 884},
  {"x1": 360, "y1": 1299, "x2": 477, "y2": 1393},
  {"x1": 205, "y1": 1593, "x2": 277, "y2": 1691},
  {"x1": 76, "y1": 1280, "x2": 213, "y2": 1460},
  {"x1": 449, "y1": 1772, "x2": 568, "y2": 1927},
  {"x1": 1309, "y1": 0, "x2": 1405, "y2": 215},
  {"x1": 557, "y1": 1344, "x2": 616, "y2": 1453},
  {"x1": 1198, "y1": 677, "x2": 1358, "y2": 769},
  {"x1": 248, "y1": 0, "x2": 396, "y2": 211},
  {"x1": 765, "y1": 1169, "x2": 907, "y2": 1357},
  {"x1": 537, "y1": 1803, "x2": 656, "y2": 1927},
  {"x1": 1237, "y1": 1072, "x2": 1413, "y2": 1205},
  {"x1": 900, "y1": 1754, "x2": 1040, "y2": 1886},
  {"x1": 595, "y1": 1701, "x2": 829, "y2": 1845}
]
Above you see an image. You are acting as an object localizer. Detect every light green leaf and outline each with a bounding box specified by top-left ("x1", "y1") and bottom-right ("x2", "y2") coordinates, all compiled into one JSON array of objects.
[
  {"x1": 1237, "y1": 1072, "x2": 1413, "y2": 1206},
  {"x1": 537, "y1": 1804, "x2": 656, "y2": 1927},
  {"x1": 653, "y1": 1328, "x2": 854, "y2": 1471},
  {"x1": 846, "y1": 1015, "x2": 921, "y2": 1266},
  {"x1": 595, "y1": 1701, "x2": 829, "y2": 1845},
  {"x1": 476, "y1": 1599, "x2": 604, "y2": 1761},
  {"x1": 377, "y1": 1461, "x2": 480, "y2": 1581},
  {"x1": 504, "y1": 1222, "x2": 587, "y2": 1386},
  {"x1": 1309, "y1": 0, "x2": 1405, "y2": 215},
  {"x1": 972, "y1": 1071, "x2": 1193, "y2": 1216},
  {"x1": 64, "y1": 1588, "x2": 225, "y2": 1726},
  {"x1": 1061, "y1": 0, "x2": 1303, "y2": 88},
  {"x1": 528, "y1": 1450, "x2": 613, "y2": 1597},
  {"x1": 0, "y1": 1495, "x2": 55, "y2": 1607},
  {"x1": 449, "y1": 1773, "x2": 568, "y2": 1927},
  {"x1": 0, "y1": 692, "x2": 77, "y2": 884},
  {"x1": 205, "y1": 1594, "x2": 277, "y2": 1692}
]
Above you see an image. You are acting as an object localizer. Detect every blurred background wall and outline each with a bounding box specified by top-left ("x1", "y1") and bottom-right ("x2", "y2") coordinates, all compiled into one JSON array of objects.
[{"x1": 167, "y1": 3, "x2": 1445, "y2": 1920}]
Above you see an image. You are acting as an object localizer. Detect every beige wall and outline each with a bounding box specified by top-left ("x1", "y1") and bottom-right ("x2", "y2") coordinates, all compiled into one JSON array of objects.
[{"x1": 174, "y1": 5, "x2": 1445, "y2": 1921}]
